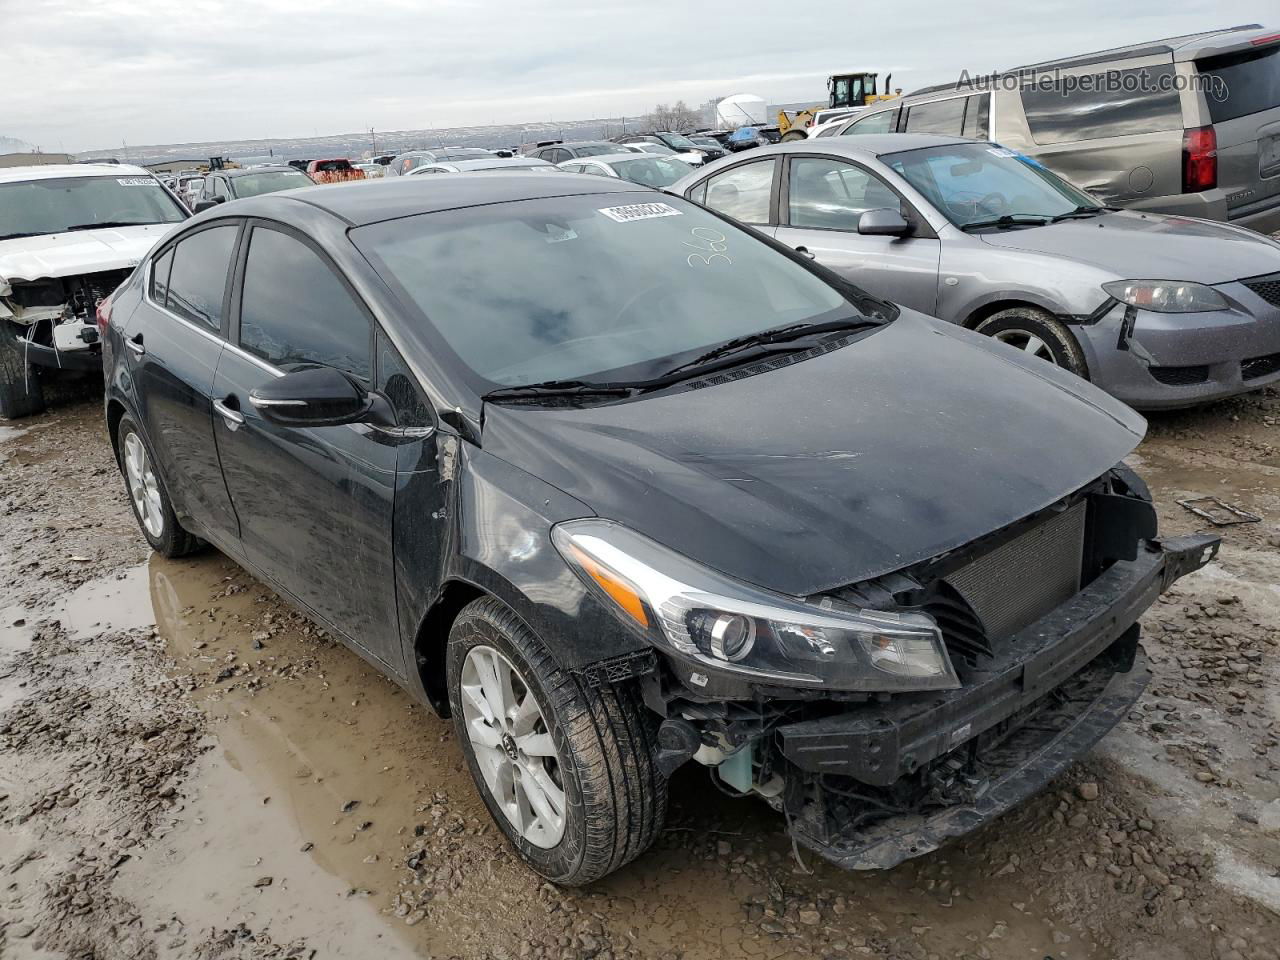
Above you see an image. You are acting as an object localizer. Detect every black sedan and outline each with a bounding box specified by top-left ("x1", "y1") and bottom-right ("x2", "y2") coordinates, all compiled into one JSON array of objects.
[{"x1": 100, "y1": 173, "x2": 1216, "y2": 883}]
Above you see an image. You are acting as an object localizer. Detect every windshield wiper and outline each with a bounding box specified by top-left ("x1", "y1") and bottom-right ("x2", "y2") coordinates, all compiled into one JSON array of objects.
[
  {"x1": 483, "y1": 318, "x2": 881, "y2": 405},
  {"x1": 960, "y1": 215, "x2": 1050, "y2": 232},
  {"x1": 1049, "y1": 204, "x2": 1118, "y2": 223},
  {"x1": 483, "y1": 379, "x2": 642, "y2": 402},
  {"x1": 65, "y1": 221, "x2": 160, "y2": 231},
  {"x1": 657, "y1": 317, "x2": 881, "y2": 379},
  {"x1": 0, "y1": 232, "x2": 47, "y2": 241}
]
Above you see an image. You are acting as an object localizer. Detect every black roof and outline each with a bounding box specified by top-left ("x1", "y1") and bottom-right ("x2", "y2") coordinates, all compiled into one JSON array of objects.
[{"x1": 267, "y1": 172, "x2": 650, "y2": 226}]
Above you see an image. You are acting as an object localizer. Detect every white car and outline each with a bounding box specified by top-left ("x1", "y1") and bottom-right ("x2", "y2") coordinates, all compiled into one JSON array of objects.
[
  {"x1": 0, "y1": 164, "x2": 188, "y2": 418},
  {"x1": 793, "y1": 108, "x2": 868, "y2": 140},
  {"x1": 406, "y1": 157, "x2": 558, "y2": 175},
  {"x1": 355, "y1": 163, "x2": 385, "y2": 179},
  {"x1": 557, "y1": 152, "x2": 695, "y2": 188}
]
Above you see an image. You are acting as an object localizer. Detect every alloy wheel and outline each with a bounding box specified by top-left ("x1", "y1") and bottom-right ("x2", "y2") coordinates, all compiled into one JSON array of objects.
[
  {"x1": 993, "y1": 328, "x2": 1057, "y2": 364},
  {"x1": 460, "y1": 645, "x2": 566, "y2": 848},
  {"x1": 123, "y1": 432, "x2": 165, "y2": 538}
]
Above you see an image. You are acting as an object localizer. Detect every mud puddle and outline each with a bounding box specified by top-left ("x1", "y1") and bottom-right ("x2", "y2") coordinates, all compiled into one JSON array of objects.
[{"x1": 66, "y1": 554, "x2": 1107, "y2": 960}]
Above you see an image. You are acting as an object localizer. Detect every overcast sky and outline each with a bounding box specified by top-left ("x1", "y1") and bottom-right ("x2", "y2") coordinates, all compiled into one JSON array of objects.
[{"x1": 0, "y1": 0, "x2": 1266, "y2": 152}]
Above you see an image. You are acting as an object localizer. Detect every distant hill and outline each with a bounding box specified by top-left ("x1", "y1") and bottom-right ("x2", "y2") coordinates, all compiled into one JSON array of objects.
[
  {"x1": 78, "y1": 117, "x2": 645, "y2": 167},
  {"x1": 75, "y1": 99, "x2": 809, "y2": 167}
]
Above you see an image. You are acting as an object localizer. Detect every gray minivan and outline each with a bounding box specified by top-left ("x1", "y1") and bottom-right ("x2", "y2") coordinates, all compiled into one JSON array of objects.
[{"x1": 826, "y1": 25, "x2": 1280, "y2": 234}]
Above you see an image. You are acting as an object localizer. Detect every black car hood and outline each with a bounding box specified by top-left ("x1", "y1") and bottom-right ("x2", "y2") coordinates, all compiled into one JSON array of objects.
[{"x1": 482, "y1": 311, "x2": 1145, "y2": 597}]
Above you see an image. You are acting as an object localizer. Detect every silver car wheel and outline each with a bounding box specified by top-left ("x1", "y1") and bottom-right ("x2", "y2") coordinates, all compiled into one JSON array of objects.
[
  {"x1": 123, "y1": 432, "x2": 165, "y2": 539},
  {"x1": 993, "y1": 328, "x2": 1056, "y2": 364},
  {"x1": 460, "y1": 644, "x2": 566, "y2": 849}
]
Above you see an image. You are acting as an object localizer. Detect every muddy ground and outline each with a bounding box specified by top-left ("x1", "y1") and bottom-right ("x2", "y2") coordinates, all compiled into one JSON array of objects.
[{"x1": 1, "y1": 383, "x2": 1278, "y2": 960}]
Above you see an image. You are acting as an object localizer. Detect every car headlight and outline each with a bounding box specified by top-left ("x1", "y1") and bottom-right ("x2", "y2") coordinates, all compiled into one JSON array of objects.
[
  {"x1": 1102, "y1": 280, "x2": 1228, "y2": 313},
  {"x1": 552, "y1": 519, "x2": 960, "y2": 693}
]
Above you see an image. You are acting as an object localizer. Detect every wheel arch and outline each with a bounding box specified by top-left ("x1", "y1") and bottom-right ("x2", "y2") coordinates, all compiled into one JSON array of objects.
[
  {"x1": 412, "y1": 579, "x2": 488, "y2": 716},
  {"x1": 961, "y1": 297, "x2": 1059, "y2": 330},
  {"x1": 106, "y1": 398, "x2": 129, "y2": 467}
]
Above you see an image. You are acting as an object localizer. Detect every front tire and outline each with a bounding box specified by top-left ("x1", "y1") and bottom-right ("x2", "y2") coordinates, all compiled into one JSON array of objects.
[
  {"x1": 116, "y1": 414, "x2": 203, "y2": 557},
  {"x1": 0, "y1": 320, "x2": 46, "y2": 419},
  {"x1": 447, "y1": 597, "x2": 666, "y2": 885},
  {"x1": 974, "y1": 306, "x2": 1088, "y2": 379}
]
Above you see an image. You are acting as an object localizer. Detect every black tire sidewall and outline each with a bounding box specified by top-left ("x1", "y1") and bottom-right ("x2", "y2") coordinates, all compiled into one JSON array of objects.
[
  {"x1": 975, "y1": 309, "x2": 1089, "y2": 379},
  {"x1": 446, "y1": 605, "x2": 589, "y2": 882}
]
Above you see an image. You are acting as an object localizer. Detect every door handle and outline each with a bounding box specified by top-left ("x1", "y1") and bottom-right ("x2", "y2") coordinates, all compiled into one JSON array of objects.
[
  {"x1": 794, "y1": 246, "x2": 816, "y2": 259},
  {"x1": 125, "y1": 335, "x2": 145, "y2": 357},
  {"x1": 213, "y1": 397, "x2": 244, "y2": 428}
]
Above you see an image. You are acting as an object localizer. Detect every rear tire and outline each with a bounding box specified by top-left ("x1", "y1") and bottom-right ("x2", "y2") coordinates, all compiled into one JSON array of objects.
[
  {"x1": 974, "y1": 306, "x2": 1088, "y2": 379},
  {"x1": 0, "y1": 320, "x2": 46, "y2": 419},
  {"x1": 116, "y1": 414, "x2": 203, "y2": 557},
  {"x1": 447, "y1": 597, "x2": 666, "y2": 885}
]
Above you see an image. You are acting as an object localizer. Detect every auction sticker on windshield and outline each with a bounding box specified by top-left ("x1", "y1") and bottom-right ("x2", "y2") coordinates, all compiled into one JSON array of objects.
[
  {"x1": 116, "y1": 177, "x2": 157, "y2": 186},
  {"x1": 598, "y1": 202, "x2": 682, "y2": 223}
]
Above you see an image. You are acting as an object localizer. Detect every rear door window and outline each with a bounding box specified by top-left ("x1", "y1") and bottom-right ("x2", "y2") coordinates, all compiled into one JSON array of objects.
[
  {"x1": 151, "y1": 248, "x2": 174, "y2": 305},
  {"x1": 237, "y1": 226, "x2": 371, "y2": 381},
  {"x1": 904, "y1": 98, "x2": 967, "y2": 136},
  {"x1": 164, "y1": 225, "x2": 238, "y2": 332},
  {"x1": 1020, "y1": 63, "x2": 1182, "y2": 143},
  {"x1": 1196, "y1": 46, "x2": 1280, "y2": 123},
  {"x1": 700, "y1": 160, "x2": 776, "y2": 224}
]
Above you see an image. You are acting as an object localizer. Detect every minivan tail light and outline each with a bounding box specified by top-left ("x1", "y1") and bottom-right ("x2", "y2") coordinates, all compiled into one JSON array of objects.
[
  {"x1": 95, "y1": 292, "x2": 114, "y2": 335},
  {"x1": 1182, "y1": 126, "x2": 1217, "y2": 193}
]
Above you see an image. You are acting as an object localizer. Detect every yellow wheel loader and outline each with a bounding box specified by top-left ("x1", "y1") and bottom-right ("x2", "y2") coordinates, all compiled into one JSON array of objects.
[{"x1": 778, "y1": 72, "x2": 900, "y2": 141}]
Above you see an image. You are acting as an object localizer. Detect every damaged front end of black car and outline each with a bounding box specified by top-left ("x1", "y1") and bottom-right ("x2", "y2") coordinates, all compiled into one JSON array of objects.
[{"x1": 542, "y1": 457, "x2": 1218, "y2": 870}]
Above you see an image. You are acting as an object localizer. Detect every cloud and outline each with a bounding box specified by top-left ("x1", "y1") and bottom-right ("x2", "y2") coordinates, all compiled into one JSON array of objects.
[{"x1": 0, "y1": 0, "x2": 1261, "y2": 151}]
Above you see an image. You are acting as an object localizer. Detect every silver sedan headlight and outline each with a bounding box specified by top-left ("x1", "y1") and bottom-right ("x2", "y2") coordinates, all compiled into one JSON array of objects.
[
  {"x1": 552, "y1": 519, "x2": 960, "y2": 693},
  {"x1": 1102, "y1": 280, "x2": 1228, "y2": 313}
]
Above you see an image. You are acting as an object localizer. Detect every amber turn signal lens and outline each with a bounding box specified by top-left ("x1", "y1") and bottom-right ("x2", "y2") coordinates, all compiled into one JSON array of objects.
[{"x1": 568, "y1": 545, "x2": 649, "y2": 627}]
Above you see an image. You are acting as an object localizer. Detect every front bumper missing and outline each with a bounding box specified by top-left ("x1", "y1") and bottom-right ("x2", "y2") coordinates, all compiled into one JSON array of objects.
[{"x1": 775, "y1": 534, "x2": 1219, "y2": 871}]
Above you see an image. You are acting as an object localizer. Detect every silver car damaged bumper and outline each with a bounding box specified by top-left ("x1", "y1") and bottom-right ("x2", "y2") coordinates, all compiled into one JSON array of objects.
[{"x1": 1073, "y1": 292, "x2": 1280, "y2": 410}]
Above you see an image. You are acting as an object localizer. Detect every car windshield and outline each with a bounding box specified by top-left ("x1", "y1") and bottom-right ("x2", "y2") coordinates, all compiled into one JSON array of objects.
[
  {"x1": 883, "y1": 142, "x2": 1097, "y2": 228},
  {"x1": 609, "y1": 157, "x2": 695, "y2": 187},
  {"x1": 636, "y1": 143, "x2": 675, "y2": 155},
  {"x1": 661, "y1": 134, "x2": 698, "y2": 150},
  {"x1": 0, "y1": 175, "x2": 187, "y2": 239},
  {"x1": 355, "y1": 193, "x2": 870, "y2": 389},
  {"x1": 231, "y1": 170, "x2": 314, "y2": 198}
]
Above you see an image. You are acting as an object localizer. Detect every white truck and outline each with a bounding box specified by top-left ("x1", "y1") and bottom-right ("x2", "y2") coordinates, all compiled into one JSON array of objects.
[{"x1": 0, "y1": 164, "x2": 187, "y2": 418}]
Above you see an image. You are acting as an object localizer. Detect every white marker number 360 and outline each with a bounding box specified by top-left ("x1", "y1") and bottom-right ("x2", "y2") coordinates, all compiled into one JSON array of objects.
[{"x1": 684, "y1": 227, "x2": 732, "y2": 267}]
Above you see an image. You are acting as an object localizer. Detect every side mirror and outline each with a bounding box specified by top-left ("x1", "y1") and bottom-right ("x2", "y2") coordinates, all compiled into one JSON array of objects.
[
  {"x1": 248, "y1": 366, "x2": 396, "y2": 428},
  {"x1": 192, "y1": 197, "x2": 223, "y2": 213},
  {"x1": 857, "y1": 208, "x2": 912, "y2": 237}
]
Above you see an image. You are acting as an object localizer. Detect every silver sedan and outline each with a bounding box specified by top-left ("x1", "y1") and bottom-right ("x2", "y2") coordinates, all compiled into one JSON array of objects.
[
  {"x1": 557, "y1": 152, "x2": 695, "y2": 189},
  {"x1": 670, "y1": 134, "x2": 1280, "y2": 410}
]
